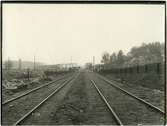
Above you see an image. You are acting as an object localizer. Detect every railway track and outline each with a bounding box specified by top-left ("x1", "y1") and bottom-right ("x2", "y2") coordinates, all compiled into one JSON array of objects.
[
  {"x1": 2, "y1": 73, "x2": 78, "y2": 125},
  {"x1": 90, "y1": 79, "x2": 123, "y2": 126},
  {"x1": 96, "y1": 73, "x2": 164, "y2": 114},
  {"x1": 2, "y1": 74, "x2": 71, "y2": 105},
  {"x1": 2, "y1": 71, "x2": 164, "y2": 125},
  {"x1": 13, "y1": 74, "x2": 79, "y2": 125},
  {"x1": 89, "y1": 73, "x2": 164, "y2": 125}
]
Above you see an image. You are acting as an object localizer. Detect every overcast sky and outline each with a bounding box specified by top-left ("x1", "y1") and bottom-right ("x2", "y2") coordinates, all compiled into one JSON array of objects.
[{"x1": 2, "y1": 4, "x2": 165, "y2": 66}]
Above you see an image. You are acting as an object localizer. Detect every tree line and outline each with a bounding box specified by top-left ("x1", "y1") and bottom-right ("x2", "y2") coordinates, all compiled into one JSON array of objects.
[{"x1": 101, "y1": 42, "x2": 164, "y2": 69}]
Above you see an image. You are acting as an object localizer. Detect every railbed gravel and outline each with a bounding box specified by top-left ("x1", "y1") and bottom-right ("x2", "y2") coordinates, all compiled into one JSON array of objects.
[
  {"x1": 100, "y1": 73, "x2": 164, "y2": 111},
  {"x1": 92, "y1": 73, "x2": 164, "y2": 125},
  {"x1": 2, "y1": 75, "x2": 70, "y2": 125},
  {"x1": 2, "y1": 73, "x2": 70, "y2": 102},
  {"x1": 20, "y1": 73, "x2": 79, "y2": 125},
  {"x1": 51, "y1": 72, "x2": 117, "y2": 125}
]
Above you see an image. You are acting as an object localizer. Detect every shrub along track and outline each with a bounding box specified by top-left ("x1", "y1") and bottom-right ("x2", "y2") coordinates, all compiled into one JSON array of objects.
[
  {"x1": 2, "y1": 73, "x2": 75, "y2": 125},
  {"x1": 89, "y1": 72, "x2": 164, "y2": 125}
]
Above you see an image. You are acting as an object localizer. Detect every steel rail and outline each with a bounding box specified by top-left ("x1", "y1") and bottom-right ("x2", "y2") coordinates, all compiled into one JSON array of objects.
[
  {"x1": 12, "y1": 74, "x2": 78, "y2": 126},
  {"x1": 96, "y1": 73, "x2": 164, "y2": 114},
  {"x1": 90, "y1": 79, "x2": 123, "y2": 126},
  {"x1": 2, "y1": 74, "x2": 71, "y2": 105}
]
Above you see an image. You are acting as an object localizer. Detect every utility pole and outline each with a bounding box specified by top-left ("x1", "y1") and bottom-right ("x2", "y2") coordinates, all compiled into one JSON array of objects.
[
  {"x1": 27, "y1": 68, "x2": 30, "y2": 81},
  {"x1": 93, "y1": 56, "x2": 95, "y2": 71},
  {"x1": 7, "y1": 57, "x2": 11, "y2": 70},
  {"x1": 71, "y1": 56, "x2": 72, "y2": 68},
  {"x1": 7, "y1": 57, "x2": 9, "y2": 70},
  {"x1": 18, "y1": 58, "x2": 22, "y2": 70},
  {"x1": 34, "y1": 55, "x2": 35, "y2": 71}
]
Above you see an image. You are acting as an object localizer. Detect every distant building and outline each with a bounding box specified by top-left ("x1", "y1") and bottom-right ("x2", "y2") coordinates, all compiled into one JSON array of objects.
[
  {"x1": 94, "y1": 64, "x2": 104, "y2": 71},
  {"x1": 85, "y1": 63, "x2": 93, "y2": 70},
  {"x1": 2, "y1": 60, "x2": 44, "y2": 70},
  {"x1": 39, "y1": 63, "x2": 79, "y2": 71}
]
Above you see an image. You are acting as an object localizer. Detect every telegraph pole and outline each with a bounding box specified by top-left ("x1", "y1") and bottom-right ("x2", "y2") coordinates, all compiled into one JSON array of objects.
[
  {"x1": 7, "y1": 57, "x2": 11, "y2": 70},
  {"x1": 27, "y1": 68, "x2": 30, "y2": 81},
  {"x1": 34, "y1": 55, "x2": 35, "y2": 70},
  {"x1": 71, "y1": 56, "x2": 72, "y2": 68},
  {"x1": 7, "y1": 57, "x2": 9, "y2": 70},
  {"x1": 93, "y1": 56, "x2": 95, "y2": 71},
  {"x1": 18, "y1": 58, "x2": 22, "y2": 70}
]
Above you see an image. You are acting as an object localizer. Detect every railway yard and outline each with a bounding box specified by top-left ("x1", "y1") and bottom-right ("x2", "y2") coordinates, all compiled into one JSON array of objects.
[
  {"x1": 2, "y1": 69, "x2": 165, "y2": 125},
  {"x1": 2, "y1": 2, "x2": 166, "y2": 125},
  {"x1": 2, "y1": 3, "x2": 166, "y2": 125}
]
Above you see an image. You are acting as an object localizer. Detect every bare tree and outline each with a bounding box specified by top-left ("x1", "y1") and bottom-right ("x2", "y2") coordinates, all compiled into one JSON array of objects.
[
  {"x1": 116, "y1": 50, "x2": 125, "y2": 67},
  {"x1": 109, "y1": 53, "x2": 117, "y2": 67},
  {"x1": 101, "y1": 52, "x2": 110, "y2": 64}
]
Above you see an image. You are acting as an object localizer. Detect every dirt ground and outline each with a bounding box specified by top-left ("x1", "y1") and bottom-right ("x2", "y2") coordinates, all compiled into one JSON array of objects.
[
  {"x1": 2, "y1": 73, "x2": 70, "y2": 102},
  {"x1": 2, "y1": 71, "x2": 164, "y2": 125},
  {"x1": 20, "y1": 71, "x2": 118, "y2": 125},
  {"x1": 99, "y1": 73, "x2": 164, "y2": 111},
  {"x1": 21, "y1": 73, "x2": 80, "y2": 125},
  {"x1": 2, "y1": 74, "x2": 73, "y2": 125},
  {"x1": 50, "y1": 73, "x2": 89, "y2": 125},
  {"x1": 99, "y1": 72, "x2": 164, "y2": 91},
  {"x1": 90, "y1": 72, "x2": 164, "y2": 125},
  {"x1": 51, "y1": 72, "x2": 117, "y2": 125}
]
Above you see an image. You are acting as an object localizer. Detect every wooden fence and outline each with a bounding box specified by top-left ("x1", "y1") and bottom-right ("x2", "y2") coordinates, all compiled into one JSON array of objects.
[{"x1": 98, "y1": 62, "x2": 165, "y2": 74}]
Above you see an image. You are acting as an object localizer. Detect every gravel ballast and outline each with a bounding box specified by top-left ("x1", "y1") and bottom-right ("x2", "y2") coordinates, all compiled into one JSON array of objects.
[
  {"x1": 2, "y1": 74, "x2": 72, "y2": 125},
  {"x1": 91, "y1": 73, "x2": 164, "y2": 125}
]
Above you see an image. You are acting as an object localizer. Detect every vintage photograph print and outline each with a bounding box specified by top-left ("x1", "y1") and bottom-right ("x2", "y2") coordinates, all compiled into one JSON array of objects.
[{"x1": 2, "y1": 2, "x2": 165, "y2": 125}]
